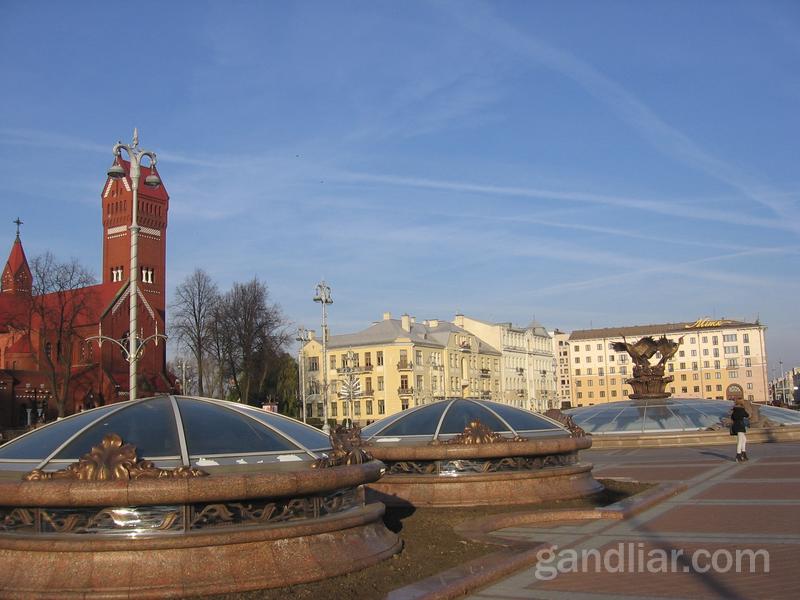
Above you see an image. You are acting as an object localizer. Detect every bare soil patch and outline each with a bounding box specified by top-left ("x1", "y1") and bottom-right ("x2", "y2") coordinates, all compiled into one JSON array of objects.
[{"x1": 207, "y1": 481, "x2": 648, "y2": 600}]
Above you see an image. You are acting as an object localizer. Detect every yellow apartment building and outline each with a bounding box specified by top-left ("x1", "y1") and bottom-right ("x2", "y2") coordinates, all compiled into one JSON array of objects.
[
  {"x1": 301, "y1": 312, "x2": 502, "y2": 425},
  {"x1": 566, "y1": 318, "x2": 769, "y2": 407}
]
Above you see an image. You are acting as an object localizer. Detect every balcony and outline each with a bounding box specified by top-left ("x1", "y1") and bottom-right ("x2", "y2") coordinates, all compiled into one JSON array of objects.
[
  {"x1": 516, "y1": 368, "x2": 525, "y2": 375},
  {"x1": 479, "y1": 390, "x2": 491, "y2": 399},
  {"x1": 397, "y1": 387, "x2": 414, "y2": 396},
  {"x1": 336, "y1": 364, "x2": 373, "y2": 375},
  {"x1": 480, "y1": 368, "x2": 491, "y2": 378},
  {"x1": 397, "y1": 361, "x2": 414, "y2": 371}
]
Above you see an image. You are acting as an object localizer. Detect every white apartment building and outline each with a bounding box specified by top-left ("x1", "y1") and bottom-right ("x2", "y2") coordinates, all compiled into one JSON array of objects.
[{"x1": 455, "y1": 315, "x2": 557, "y2": 412}]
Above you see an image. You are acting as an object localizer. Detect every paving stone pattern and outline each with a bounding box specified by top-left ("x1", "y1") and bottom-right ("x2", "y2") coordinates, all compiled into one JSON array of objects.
[{"x1": 468, "y1": 442, "x2": 800, "y2": 600}]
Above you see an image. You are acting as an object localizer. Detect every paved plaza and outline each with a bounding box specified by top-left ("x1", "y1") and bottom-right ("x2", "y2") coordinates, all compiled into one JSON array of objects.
[{"x1": 468, "y1": 442, "x2": 800, "y2": 600}]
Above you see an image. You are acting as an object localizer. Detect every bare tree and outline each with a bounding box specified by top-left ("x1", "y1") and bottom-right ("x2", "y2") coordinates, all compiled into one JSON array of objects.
[
  {"x1": 170, "y1": 269, "x2": 219, "y2": 397},
  {"x1": 215, "y1": 278, "x2": 289, "y2": 404},
  {"x1": 30, "y1": 252, "x2": 98, "y2": 417}
]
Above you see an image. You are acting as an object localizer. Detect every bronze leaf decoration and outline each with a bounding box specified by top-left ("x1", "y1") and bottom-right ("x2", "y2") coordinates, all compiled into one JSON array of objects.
[{"x1": 23, "y1": 433, "x2": 208, "y2": 481}]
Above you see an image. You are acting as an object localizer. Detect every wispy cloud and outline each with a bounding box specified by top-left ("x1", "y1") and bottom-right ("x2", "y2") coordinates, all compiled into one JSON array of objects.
[
  {"x1": 531, "y1": 246, "x2": 799, "y2": 297},
  {"x1": 333, "y1": 170, "x2": 790, "y2": 231},
  {"x1": 443, "y1": 1, "x2": 800, "y2": 233}
]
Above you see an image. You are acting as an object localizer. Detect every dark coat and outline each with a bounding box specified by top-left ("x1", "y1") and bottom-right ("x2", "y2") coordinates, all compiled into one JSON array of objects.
[{"x1": 731, "y1": 406, "x2": 749, "y2": 433}]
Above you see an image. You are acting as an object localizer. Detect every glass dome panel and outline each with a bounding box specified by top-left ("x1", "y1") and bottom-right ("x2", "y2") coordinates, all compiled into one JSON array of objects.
[
  {"x1": 0, "y1": 404, "x2": 120, "y2": 461},
  {"x1": 177, "y1": 398, "x2": 296, "y2": 456},
  {"x1": 377, "y1": 401, "x2": 450, "y2": 437},
  {"x1": 483, "y1": 401, "x2": 565, "y2": 433},
  {"x1": 362, "y1": 409, "x2": 414, "y2": 438},
  {"x1": 438, "y1": 400, "x2": 508, "y2": 435},
  {"x1": 54, "y1": 396, "x2": 180, "y2": 460},
  {"x1": 567, "y1": 398, "x2": 800, "y2": 434},
  {"x1": 233, "y1": 404, "x2": 330, "y2": 450},
  {"x1": 762, "y1": 405, "x2": 800, "y2": 423}
]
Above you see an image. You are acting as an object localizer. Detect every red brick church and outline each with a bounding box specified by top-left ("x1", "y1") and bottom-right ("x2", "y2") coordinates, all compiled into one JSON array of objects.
[{"x1": 0, "y1": 157, "x2": 172, "y2": 429}]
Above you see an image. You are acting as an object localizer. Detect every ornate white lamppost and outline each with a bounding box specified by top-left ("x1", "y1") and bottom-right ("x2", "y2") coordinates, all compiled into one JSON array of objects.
[
  {"x1": 88, "y1": 129, "x2": 165, "y2": 402},
  {"x1": 313, "y1": 281, "x2": 333, "y2": 433},
  {"x1": 296, "y1": 326, "x2": 310, "y2": 423}
]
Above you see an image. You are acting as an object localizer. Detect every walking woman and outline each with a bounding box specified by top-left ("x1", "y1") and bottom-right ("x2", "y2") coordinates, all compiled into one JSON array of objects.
[{"x1": 731, "y1": 399, "x2": 749, "y2": 462}]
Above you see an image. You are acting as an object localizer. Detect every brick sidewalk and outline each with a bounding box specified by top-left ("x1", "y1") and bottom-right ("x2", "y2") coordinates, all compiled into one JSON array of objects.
[{"x1": 468, "y1": 442, "x2": 800, "y2": 600}]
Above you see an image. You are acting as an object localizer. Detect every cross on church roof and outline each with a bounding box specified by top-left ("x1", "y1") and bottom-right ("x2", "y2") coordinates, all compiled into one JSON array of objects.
[{"x1": 13, "y1": 217, "x2": 23, "y2": 238}]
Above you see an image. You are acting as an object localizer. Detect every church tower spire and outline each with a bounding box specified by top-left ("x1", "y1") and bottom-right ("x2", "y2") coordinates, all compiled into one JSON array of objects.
[{"x1": 1, "y1": 218, "x2": 32, "y2": 295}]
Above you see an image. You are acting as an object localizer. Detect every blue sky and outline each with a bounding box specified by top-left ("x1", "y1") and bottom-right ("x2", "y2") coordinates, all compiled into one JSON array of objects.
[{"x1": 1, "y1": 1, "x2": 799, "y2": 373}]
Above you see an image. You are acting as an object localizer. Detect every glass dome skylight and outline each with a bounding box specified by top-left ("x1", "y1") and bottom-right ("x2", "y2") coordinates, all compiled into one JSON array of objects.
[
  {"x1": 362, "y1": 398, "x2": 568, "y2": 444},
  {"x1": 566, "y1": 398, "x2": 800, "y2": 435},
  {"x1": 0, "y1": 396, "x2": 331, "y2": 473}
]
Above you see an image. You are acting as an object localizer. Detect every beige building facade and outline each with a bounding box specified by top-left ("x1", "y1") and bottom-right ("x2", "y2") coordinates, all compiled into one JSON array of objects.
[
  {"x1": 301, "y1": 312, "x2": 502, "y2": 425},
  {"x1": 550, "y1": 329, "x2": 573, "y2": 408},
  {"x1": 567, "y1": 318, "x2": 769, "y2": 407}
]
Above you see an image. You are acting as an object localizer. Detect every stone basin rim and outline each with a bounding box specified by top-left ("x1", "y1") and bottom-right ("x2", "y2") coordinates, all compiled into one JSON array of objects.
[
  {"x1": 0, "y1": 460, "x2": 386, "y2": 508},
  {"x1": 367, "y1": 436, "x2": 591, "y2": 461}
]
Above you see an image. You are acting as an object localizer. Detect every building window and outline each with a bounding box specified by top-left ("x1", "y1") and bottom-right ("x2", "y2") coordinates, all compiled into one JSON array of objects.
[
  {"x1": 723, "y1": 334, "x2": 737, "y2": 342},
  {"x1": 400, "y1": 375, "x2": 409, "y2": 390},
  {"x1": 401, "y1": 399, "x2": 409, "y2": 410},
  {"x1": 364, "y1": 352, "x2": 372, "y2": 366},
  {"x1": 712, "y1": 336, "x2": 718, "y2": 345},
  {"x1": 574, "y1": 357, "x2": 580, "y2": 364},
  {"x1": 694, "y1": 386, "x2": 700, "y2": 393},
  {"x1": 378, "y1": 399, "x2": 385, "y2": 414},
  {"x1": 366, "y1": 400, "x2": 373, "y2": 415},
  {"x1": 365, "y1": 377, "x2": 373, "y2": 393},
  {"x1": 354, "y1": 402, "x2": 361, "y2": 416},
  {"x1": 416, "y1": 350, "x2": 423, "y2": 364},
  {"x1": 378, "y1": 376, "x2": 384, "y2": 391},
  {"x1": 744, "y1": 358, "x2": 751, "y2": 367},
  {"x1": 330, "y1": 355, "x2": 336, "y2": 369},
  {"x1": 111, "y1": 266, "x2": 124, "y2": 282},
  {"x1": 743, "y1": 346, "x2": 750, "y2": 356},
  {"x1": 331, "y1": 403, "x2": 338, "y2": 417},
  {"x1": 724, "y1": 346, "x2": 738, "y2": 355},
  {"x1": 377, "y1": 351, "x2": 383, "y2": 366},
  {"x1": 727, "y1": 358, "x2": 738, "y2": 368},
  {"x1": 309, "y1": 357, "x2": 319, "y2": 371},
  {"x1": 729, "y1": 371, "x2": 738, "y2": 378},
  {"x1": 416, "y1": 375, "x2": 423, "y2": 391},
  {"x1": 743, "y1": 333, "x2": 749, "y2": 344},
  {"x1": 141, "y1": 267, "x2": 154, "y2": 284}
]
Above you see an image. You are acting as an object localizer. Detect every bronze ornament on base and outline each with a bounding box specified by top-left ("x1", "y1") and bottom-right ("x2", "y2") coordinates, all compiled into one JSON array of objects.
[
  {"x1": 23, "y1": 433, "x2": 209, "y2": 481},
  {"x1": 430, "y1": 419, "x2": 523, "y2": 445},
  {"x1": 312, "y1": 423, "x2": 374, "y2": 468}
]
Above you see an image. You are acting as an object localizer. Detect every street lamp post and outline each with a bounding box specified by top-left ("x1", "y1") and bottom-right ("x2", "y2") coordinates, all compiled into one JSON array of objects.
[
  {"x1": 313, "y1": 281, "x2": 333, "y2": 433},
  {"x1": 90, "y1": 129, "x2": 165, "y2": 402},
  {"x1": 296, "y1": 326, "x2": 310, "y2": 423}
]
